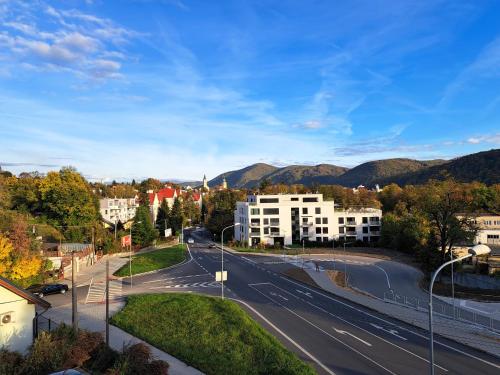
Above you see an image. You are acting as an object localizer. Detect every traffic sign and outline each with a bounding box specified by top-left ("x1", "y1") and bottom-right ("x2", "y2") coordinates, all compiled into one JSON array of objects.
[{"x1": 215, "y1": 271, "x2": 227, "y2": 282}]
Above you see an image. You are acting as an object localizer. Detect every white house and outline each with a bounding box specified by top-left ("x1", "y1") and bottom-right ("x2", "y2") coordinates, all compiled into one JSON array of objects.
[
  {"x1": 0, "y1": 277, "x2": 51, "y2": 353},
  {"x1": 100, "y1": 197, "x2": 138, "y2": 225},
  {"x1": 472, "y1": 214, "x2": 500, "y2": 247},
  {"x1": 234, "y1": 193, "x2": 382, "y2": 246}
]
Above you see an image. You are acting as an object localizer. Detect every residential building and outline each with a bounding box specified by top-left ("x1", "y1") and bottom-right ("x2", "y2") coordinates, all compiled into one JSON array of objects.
[
  {"x1": 472, "y1": 214, "x2": 500, "y2": 247},
  {"x1": 234, "y1": 193, "x2": 382, "y2": 246},
  {"x1": 149, "y1": 186, "x2": 202, "y2": 223},
  {"x1": 0, "y1": 276, "x2": 50, "y2": 353},
  {"x1": 100, "y1": 197, "x2": 138, "y2": 225}
]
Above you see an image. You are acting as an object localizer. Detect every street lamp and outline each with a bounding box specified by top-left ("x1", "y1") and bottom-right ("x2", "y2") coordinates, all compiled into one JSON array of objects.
[
  {"x1": 221, "y1": 223, "x2": 240, "y2": 299},
  {"x1": 129, "y1": 221, "x2": 141, "y2": 288},
  {"x1": 343, "y1": 241, "x2": 354, "y2": 286},
  {"x1": 428, "y1": 244, "x2": 491, "y2": 375}
]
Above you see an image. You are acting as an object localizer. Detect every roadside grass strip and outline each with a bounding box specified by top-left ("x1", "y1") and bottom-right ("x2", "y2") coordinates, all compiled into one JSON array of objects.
[
  {"x1": 113, "y1": 244, "x2": 186, "y2": 277},
  {"x1": 111, "y1": 293, "x2": 316, "y2": 375}
]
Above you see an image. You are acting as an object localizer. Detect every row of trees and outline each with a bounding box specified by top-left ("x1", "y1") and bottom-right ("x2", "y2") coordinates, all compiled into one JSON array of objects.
[{"x1": 379, "y1": 180, "x2": 500, "y2": 272}]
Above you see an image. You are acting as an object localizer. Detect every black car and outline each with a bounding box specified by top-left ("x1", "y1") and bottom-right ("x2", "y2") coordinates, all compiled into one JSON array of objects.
[{"x1": 26, "y1": 283, "x2": 69, "y2": 297}]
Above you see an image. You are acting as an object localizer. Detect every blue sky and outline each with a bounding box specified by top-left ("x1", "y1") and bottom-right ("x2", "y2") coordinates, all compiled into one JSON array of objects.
[{"x1": 0, "y1": 0, "x2": 499, "y2": 181}]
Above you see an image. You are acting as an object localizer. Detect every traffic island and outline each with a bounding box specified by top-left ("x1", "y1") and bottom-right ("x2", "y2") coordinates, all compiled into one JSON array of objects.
[
  {"x1": 113, "y1": 244, "x2": 187, "y2": 277},
  {"x1": 111, "y1": 293, "x2": 316, "y2": 375}
]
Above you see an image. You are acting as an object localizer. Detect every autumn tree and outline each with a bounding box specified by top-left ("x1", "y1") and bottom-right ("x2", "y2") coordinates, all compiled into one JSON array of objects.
[{"x1": 0, "y1": 234, "x2": 42, "y2": 282}]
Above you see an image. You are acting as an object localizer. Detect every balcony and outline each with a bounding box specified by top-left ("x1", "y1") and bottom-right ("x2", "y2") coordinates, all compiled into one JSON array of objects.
[
  {"x1": 346, "y1": 231, "x2": 357, "y2": 236},
  {"x1": 346, "y1": 221, "x2": 356, "y2": 225},
  {"x1": 301, "y1": 222, "x2": 313, "y2": 227},
  {"x1": 250, "y1": 222, "x2": 260, "y2": 227},
  {"x1": 370, "y1": 231, "x2": 381, "y2": 236}
]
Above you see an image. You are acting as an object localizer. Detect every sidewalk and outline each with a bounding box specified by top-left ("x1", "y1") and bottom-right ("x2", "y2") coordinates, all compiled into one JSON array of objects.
[
  {"x1": 303, "y1": 267, "x2": 500, "y2": 358},
  {"x1": 44, "y1": 301, "x2": 203, "y2": 375}
]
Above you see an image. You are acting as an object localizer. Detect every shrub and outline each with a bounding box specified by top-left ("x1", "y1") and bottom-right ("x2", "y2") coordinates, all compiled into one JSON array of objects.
[
  {"x1": 110, "y1": 343, "x2": 168, "y2": 375},
  {"x1": 0, "y1": 348, "x2": 23, "y2": 375}
]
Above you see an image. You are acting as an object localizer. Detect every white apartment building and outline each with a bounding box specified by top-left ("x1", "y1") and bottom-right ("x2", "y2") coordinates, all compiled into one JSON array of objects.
[
  {"x1": 100, "y1": 197, "x2": 138, "y2": 224},
  {"x1": 473, "y1": 214, "x2": 500, "y2": 247},
  {"x1": 234, "y1": 194, "x2": 382, "y2": 246}
]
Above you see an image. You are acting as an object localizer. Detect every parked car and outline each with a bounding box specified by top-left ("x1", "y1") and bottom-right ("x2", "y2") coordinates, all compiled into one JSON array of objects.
[
  {"x1": 187, "y1": 238, "x2": 195, "y2": 244},
  {"x1": 26, "y1": 283, "x2": 68, "y2": 297}
]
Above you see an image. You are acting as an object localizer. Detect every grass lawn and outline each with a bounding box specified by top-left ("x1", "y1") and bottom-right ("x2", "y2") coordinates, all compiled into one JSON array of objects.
[
  {"x1": 111, "y1": 293, "x2": 316, "y2": 375},
  {"x1": 113, "y1": 244, "x2": 186, "y2": 277}
]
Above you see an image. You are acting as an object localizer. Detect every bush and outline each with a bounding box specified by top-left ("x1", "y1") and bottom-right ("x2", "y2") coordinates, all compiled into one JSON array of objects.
[
  {"x1": 0, "y1": 348, "x2": 23, "y2": 375},
  {"x1": 109, "y1": 343, "x2": 168, "y2": 375}
]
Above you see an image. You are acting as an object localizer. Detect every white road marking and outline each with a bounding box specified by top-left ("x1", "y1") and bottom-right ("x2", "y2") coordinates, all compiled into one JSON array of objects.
[
  {"x1": 249, "y1": 284, "x2": 398, "y2": 375},
  {"x1": 270, "y1": 292, "x2": 289, "y2": 301},
  {"x1": 373, "y1": 264, "x2": 391, "y2": 290},
  {"x1": 333, "y1": 327, "x2": 372, "y2": 347},
  {"x1": 248, "y1": 282, "x2": 271, "y2": 286},
  {"x1": 280, "y1": 276, "x2": 500, "y2": 370},
  {"x1": 369, "y1": 323, "x2": 407, "y2": 341},
  {"x1": 142, "y1": 273, "x2": 210, "y2": 284},
  {"x1": 229, "y1": 297, "x2": 336, "y2": 375},
  {"x1": 296, "y1": 289, "x2": 313, "y2": 298}
]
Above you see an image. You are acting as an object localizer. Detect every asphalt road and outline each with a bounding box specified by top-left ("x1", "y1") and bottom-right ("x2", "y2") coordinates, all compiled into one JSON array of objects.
[{"x1": 44, "y1": 231, "x2": 500, "y2": 375}]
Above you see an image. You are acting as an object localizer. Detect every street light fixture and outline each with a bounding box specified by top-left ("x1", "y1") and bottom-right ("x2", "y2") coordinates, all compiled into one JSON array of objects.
[
  {"x1": 428, "y1": 244, "x2": 491, "y2": 375},
  {"x1": 221, "y1": 223, "x2": 240, "y2": 299}
]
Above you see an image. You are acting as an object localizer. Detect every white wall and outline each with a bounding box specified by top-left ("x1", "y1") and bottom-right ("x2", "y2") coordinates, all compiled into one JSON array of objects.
[{"x1": 0, "y1": 287, "x2": 36, "y2": 354}]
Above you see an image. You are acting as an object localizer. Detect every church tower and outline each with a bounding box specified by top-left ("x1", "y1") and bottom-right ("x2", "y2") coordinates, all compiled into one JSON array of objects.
[
  {"x1": 202, "y1": 174, "x2": 209, "y2": 191},
  {"x1": 222, "y1": 177, "x2": 228, "y2": 190}
]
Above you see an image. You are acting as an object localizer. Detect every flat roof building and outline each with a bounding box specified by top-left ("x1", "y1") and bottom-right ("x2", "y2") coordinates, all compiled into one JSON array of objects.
[{"x1": 234, "y1": 194, "x2": 382, "y2": 246}]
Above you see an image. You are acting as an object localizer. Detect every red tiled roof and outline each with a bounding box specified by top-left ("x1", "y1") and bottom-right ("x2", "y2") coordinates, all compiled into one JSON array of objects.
[
  {"x1": 192, "y1": 192, "x2": 201, "y2": 201},
  {"x1": 157, "y1": 187, "x2": 177, "y2": 201}
]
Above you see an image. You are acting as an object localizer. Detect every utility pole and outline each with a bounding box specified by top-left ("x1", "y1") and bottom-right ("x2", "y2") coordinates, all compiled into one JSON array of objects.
[
  {"x1": 71, "y1": 251, "x2": 78, "y2": 331},
  {"x1": 105, "y1": 259, "x2": 109, "y2": 346}
]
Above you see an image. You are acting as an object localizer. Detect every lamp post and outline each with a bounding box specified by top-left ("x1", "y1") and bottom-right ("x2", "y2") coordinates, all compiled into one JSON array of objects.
[
  {"x1": 428, "y1": 244, "x2": 491, "y2": 375},
  {"x1": 221, "y1": 223, "x2": 240, "y2": 299},
  {"x1": 129, "y1": 221, "x2": 141, "y2": 288},
  {"x1": 343, "y1": 241, "x2": 354, "y2": 286}
]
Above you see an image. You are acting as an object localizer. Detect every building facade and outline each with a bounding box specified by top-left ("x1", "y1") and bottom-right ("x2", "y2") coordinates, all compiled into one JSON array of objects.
[
  {"x1": 473, "y1": 214, "x2": 500, "y2": 247},
  {"x1": 234, "y1": 194, "x2": 382, "y2": 246},
  {"x1": 100, "y1": 197, "x2": 138, "y2": 224},
  {"x1": 149, "y1": 186, "x2": 202, "y2": 223}
]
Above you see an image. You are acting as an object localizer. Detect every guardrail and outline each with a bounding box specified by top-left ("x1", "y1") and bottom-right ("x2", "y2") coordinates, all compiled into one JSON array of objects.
[{"x1": 383, "y1": 290, "x2": 500, "y2": 333}]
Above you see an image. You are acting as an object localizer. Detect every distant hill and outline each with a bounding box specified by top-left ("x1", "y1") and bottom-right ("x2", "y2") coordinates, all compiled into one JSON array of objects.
[
  {"x1": 336, "y1": 158, "x2": 446, "y2": 187},
  {"x1": 209, "y1": 163, "x2": 278, "y2": 188},
  {"x1": 384, "y1": 149, "x2": 500, "y2": 186},
  {"x1": 207, "y1": 149, "x2": 499, "y2": 188}
]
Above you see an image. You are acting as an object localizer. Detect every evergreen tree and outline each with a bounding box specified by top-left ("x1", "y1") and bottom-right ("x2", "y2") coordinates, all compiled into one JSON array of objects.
[
  {"x1": 170, "y1": 197, "x2": 184, "y2": 235},
  {"x1": 156, "y1": 200, "x2": 171, "y2": 237},
  {"x1": 132, "y1": 206, "x2": 157, "y2": 246}
]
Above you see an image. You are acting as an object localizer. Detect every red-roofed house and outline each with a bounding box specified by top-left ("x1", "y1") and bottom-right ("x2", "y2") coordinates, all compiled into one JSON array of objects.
[{"x1": 149, "y1": 187, "x2": 178, "y2": 222}]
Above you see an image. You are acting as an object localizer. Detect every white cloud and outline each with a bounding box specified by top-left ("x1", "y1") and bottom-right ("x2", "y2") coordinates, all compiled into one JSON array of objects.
[{"x1": 466, "y1": 133, "x2": 500, "y2": 145}]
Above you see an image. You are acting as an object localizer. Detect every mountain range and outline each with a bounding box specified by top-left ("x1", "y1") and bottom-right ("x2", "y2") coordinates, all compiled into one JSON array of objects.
[{"x1": 208, "y1": 149, "x2": 500, "y2": 188}]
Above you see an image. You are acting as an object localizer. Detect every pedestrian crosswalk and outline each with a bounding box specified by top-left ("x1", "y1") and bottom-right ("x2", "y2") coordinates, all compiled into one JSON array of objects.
[
  {"x1": 85, "y1": 278, "x2": 123, "y2": 304},
  {"x1": 149, "y1": 281, "x2": 220, "y2": 290}
]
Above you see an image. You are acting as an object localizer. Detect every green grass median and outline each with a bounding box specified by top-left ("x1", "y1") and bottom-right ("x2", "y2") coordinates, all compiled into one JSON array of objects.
[
  {"x1": 113, "y1": 244, "x2": 186, "y2": 277},
  {"x1": 111, "y1": 293, "x2": 316, "y2": 375}
]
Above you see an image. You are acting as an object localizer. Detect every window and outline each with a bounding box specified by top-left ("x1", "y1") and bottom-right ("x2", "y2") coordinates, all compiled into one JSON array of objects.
[
  {"x1": 270, "y1": 218, "x2": 280, "y2": 226},
  {"x1": 322, "y1": 217, "x2": 328, "y2": 224},
  {"x1": 316, "y1": 227, "x2": 321, "y2": 234},
  {"x1": 315, "y1": 217, "x2": 321, "y2": 224},
  {"x1": 302, "y1": 207, "x2": 308, "y2": 215},
  {"x1": 316, "y1": 237, "x2": 322, "y2": 242},
  {"x1": 291, "y1": 197, "x2": 299, "y2": 201},
  {"x1": 105, "y1": 210, "x2": 108, "y2": 214},
  {"x1": 322, "y1": 227, "x2": 328, "y2": 234},
  {"x1": 263, "y1": 218, "x2": 269, "y2": 225},
  {"x1": 260, "y1": 198, "x2": 279, "y2": 203},
  {"x1": 338, "y1": 217, "x2": 344, "y2": 224},
  {"x1": 264, "y1": 227, "x2": 269, "y2": 234},
  {"x1": 302, "y1": 217, "x2": 308, "y2": 223},
  {"x1": 323, "y1": 237, "x2": 328, "y2": 242},
  {"x1": 362, "y1": 217, "x2": 368, "y2": 224},
  {"x1": 251, "y1": 227, "x2": 260, "y2": 234},
  {"x1": 263, "y1": 208, "x2": 279, "y2": 215},
  {"x1": 303, "y1": 197, "x2": 318, "y2": 202},
  {"x1": 362, "y1": 227, "x2": 368, "y2": 234},
  {"x1": 315, "y1": 207, "x2": 321, "y2": 214},
  {"x1": 251, "y1": 219, "x2": 260, "y2": 225},
  {"x1": 251, "y1": 208, "x2": 260, "y2": 215},
  {"x1": 487, "y1": 234, "x2": 499, "y2": 239},
  {"x1": 339, "y1": 227, "x2": 345, "y2": 234},
  {"x1": 303, "y1": 227, "x2": 309, "y2": 234}
]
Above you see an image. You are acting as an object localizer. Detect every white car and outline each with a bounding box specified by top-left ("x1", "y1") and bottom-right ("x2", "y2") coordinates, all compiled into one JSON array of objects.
[{"x1": 187, "y1": 238, "x2": 195, "y2": 244}]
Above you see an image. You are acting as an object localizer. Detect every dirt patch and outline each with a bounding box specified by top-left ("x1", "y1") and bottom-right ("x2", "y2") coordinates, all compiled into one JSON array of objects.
[
  {"x1": 325, "y1": 269, "x2": 347, "y2": 288},
  {"x1": 282, "y1": 268, "x2": 320, "y2": 288}
]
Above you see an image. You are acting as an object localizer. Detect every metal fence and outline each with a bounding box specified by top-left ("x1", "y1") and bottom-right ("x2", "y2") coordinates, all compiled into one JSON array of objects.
[
  {"x1": 383, "y1": 291, "x2": 500, "y2": 333},
  {"x1": 34, "y1": 314, "x2": 61, "y2": 337}
]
